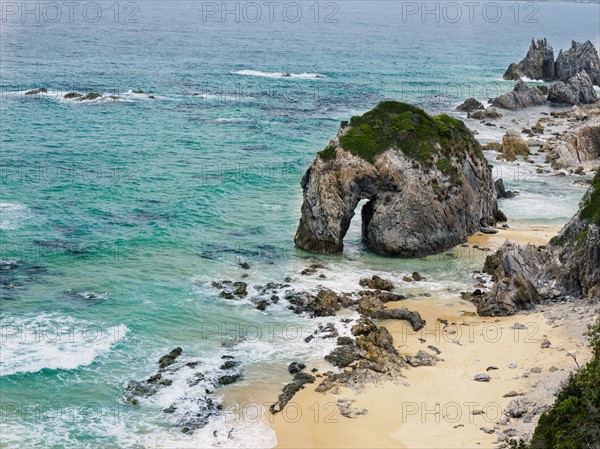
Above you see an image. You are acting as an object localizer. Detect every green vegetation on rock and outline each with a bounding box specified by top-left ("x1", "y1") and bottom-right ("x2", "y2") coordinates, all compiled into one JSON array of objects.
[
  {"x1": 318, "y1": 101, "x2": 482, "y2": 181},
  {"x1": 510, "y1": 318, "x2": 600, "y2": 449},
  {"x1": 580, "y1": 170, "x2": 600, "y2": 226}
]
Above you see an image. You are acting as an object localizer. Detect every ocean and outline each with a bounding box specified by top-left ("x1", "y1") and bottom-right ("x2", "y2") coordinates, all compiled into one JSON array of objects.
[{"x1": 1, "y1": 1, "x2": 599, "y2": 447}]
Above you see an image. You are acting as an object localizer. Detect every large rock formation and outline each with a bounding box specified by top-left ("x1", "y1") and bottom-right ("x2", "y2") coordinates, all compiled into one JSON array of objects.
[
  {"x1": 555, "y1": 40, "x2": 600, "y2": 86},
  {"x1": 294, "y1": 101, "x2": 504, "y2": 257},
  {"x1": 503, "y1": 39, "x2": 600, "y2": 86},
  {"x1": 499, "y1": 130, "x2": 530, "y2": 161},
  {"x1": 548, "y1": 71, "x2": 599, "y2": 106},
  {"x1": 542, "y1": 118, "x2": 600, "y2": 169},
  {"x1": 491, "y1": 80, "x2": 547, "y2": 110},
  {"x1": 503, "y1": 38, "x2": 555, "y2": 81},
  {"x1": 476, "y1": 170, "x2": 600, "y2": 315}
]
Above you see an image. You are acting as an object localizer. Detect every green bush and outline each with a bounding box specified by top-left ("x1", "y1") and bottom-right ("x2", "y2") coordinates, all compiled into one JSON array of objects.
[
  {"x1": 318, "y1": 101, "x2": 483, "y2": 183},
  {"x1": 513, "y1": 319, "x2": 600, "y2": 449},
  {"x1": 580, "y1": 170, "x2": 600, "y2": 226}
]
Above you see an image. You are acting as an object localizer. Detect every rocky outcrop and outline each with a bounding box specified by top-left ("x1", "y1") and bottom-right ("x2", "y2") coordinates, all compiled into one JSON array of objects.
[
  {"x1": 548, "y1": 71, "x2": 599, "y2": 106},
  {"x1": 477, "y1": 170, "x2": 600, "y2": 315},
  {"x1": 456, "y1": 98, "x2": 484, "y2": 112},
  {"x1": 542, "y1": 118, "x2": 600, "y2": 169},
  {"x1": 499, "y1": 130, "x2": 530, "y2": 161},
  {"x1": 469, "y1": 107, "x2": 502, "y2": 120},
  {"x1": 548, "y1": 171, "x2": 600, "y2": 299},
  {"x1": 25, "y1": 87, "x2": 48, "y2": 95},
  {"x1": 294, "y1": 101, "x2": 504, "y2": 257},
  {"x1": 503, "y1": 39, "x2": 600, "y2": 86},
  {"x1": 491, "y1": 80, "x2": 547, "y2": 110},
  {"x1": 555, "y1": 40, "x2": 600, "y2": 86},
  {"x1": 495, "y1": 179, "x2": 516, "y2": 199},
  {"x1": 503, "y1": 38, "x2": 555, "y2": 81}
]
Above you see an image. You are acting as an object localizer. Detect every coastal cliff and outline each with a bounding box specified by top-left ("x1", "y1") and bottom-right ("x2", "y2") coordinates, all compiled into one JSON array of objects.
[
  {"x1": 294, "y1": 101, "x2": 504, "y2": 257},
  {"x1": 476, "y1": 170, "x2": 600, "y2": 316}
]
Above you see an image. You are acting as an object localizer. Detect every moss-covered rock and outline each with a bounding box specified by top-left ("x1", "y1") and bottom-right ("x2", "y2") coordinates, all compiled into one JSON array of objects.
[{"x1": 296, "y1": 101, "x2": 503, "y2": 257}]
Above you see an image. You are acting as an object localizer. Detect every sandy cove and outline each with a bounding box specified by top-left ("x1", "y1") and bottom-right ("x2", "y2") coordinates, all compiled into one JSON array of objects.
[{"x1": 219, "y1": 223, "x2": 597, "y2": 449}]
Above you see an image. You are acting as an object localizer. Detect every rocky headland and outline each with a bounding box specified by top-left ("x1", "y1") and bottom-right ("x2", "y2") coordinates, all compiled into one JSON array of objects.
[{"x1": 294, "y1": 101, "x2": 505, "y2": 257}]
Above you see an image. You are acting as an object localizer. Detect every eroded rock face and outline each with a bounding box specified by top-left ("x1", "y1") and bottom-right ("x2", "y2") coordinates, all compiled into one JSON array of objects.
[
  {"x1": 477, "y1": 171, "x2": 600, "y2": 315},
  {"x1": 542, "y1": 118, "x2": 600, "y2": 169},
  {"x1": 548, "y1": 71, "x2": 599, "y2": 105},
  {"x1": 294, "y1": 101, "x2": 503, "y2": 257},
  {"x1": 555, "y1": 40, "x2": 600, "y2": 86},
  {"x1": 503, "y1": 38, "x2": 555, "y2": 81},
  {"x1": 491, "y1": 80, "x2": 546, "y2": 110},
  {"x1": 499, "y1": 130, "x2": 530, "y2": 161}
]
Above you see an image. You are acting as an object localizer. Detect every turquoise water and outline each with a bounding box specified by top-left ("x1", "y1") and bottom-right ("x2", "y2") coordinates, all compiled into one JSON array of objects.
[{"x1": 1, "y1": 1, "x2": 599, "y2": 447}]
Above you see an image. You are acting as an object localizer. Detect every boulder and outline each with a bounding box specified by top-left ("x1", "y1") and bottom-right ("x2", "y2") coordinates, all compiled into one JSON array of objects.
[
  {"x1": 555, "y1": 40, "x2": 600, "y2": 86},
  {"x1": 503, "y1": 38, "x2": 555, "y2": 81},
  {"x1": 491, "y1": 80, "x2": 546, "y2": 110},
  {"x1": 64, "y1": 92, "x2": 82, "y2": 99},
  {"x1": 495, "y1": 179, "x2": 516, "y2": 199},
  {"x1": 469, "y1": 107, "x2": 502, "y2": 120},
  {"x1": 548, "y1": 71, "x2": 598, "y2": 105},
  {"x1": 499, "y1": 130, "x2": 529, "y2": 161},
  {"x1": 79, "y1": 92, "x2": 102, "y2": 101},
  {"x1": 359, "y1": 275, "x2": 394, "y2": 291},
  {"x1": 456, "y1": 98, "x2": 484, "y2": 112},
  {"x1": 294, "y1": 101, "x2": 503, "y2": 257}
]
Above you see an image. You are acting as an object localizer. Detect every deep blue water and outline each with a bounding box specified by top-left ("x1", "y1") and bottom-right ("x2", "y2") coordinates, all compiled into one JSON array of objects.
[{"x1": 1, "y1": 1, "x2": 599, "y2": 447}]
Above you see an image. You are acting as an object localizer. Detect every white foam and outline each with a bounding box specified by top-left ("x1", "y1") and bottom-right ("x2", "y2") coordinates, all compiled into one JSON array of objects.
[
  {"x1": 233, "y1": 70, "x2": 325, "y2": 80},
  {"x1": 0, "y1": 313, "x2": 128, "y2": 376},
  {"x1": 0, "y1": 202, "x2": 31, "y2": 230}
]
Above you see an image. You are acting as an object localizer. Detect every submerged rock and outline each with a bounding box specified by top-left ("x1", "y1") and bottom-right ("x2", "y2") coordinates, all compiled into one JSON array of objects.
[
  {"x1": 64, "y1": 92, "x2": 82, "y2": 99},
  {"x1": 491, "y1": 80, "x2": 546, "y2": 110},
  {"x1": 294, "y1": 101, "x2": 503, "y2": 257},
  {"x1": 25, "y1": 87, "x2": 48, "y2": 95},
  {"x1": 548, "y1": 71, "x2": 598, "y2": 105},
  {"x1": 79, "y1": 92, "x2": 102, "y2": 101},
  {"x1": 503, "y1": 38, "x2": 555, "y2": 81}
]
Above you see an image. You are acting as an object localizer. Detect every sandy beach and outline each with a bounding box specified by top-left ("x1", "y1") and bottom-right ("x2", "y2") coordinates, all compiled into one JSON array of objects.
[{"x1": 240, "y1": 224, "x2": 596, "y2": 449}]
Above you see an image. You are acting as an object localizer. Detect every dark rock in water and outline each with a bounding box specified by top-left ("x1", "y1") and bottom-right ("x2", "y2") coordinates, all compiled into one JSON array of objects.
[
  {"x1": 469, "y1": 107, "x2": 502, "y2": 120},
  {"x1": 337, "y1": 336, "x2": 354, "y2": 346},
  {"x1": 456, "y1": 98, "x2": 484, "y2": 112},
  {"x1": 359, "y1": 275, "x2": 394, "y2": 291},
  {"x1": 294, "y1": 101, "x2": 503, "y2": 257},
  {"x1": 503, "y1": 38, "x2": 555, "y2": 81},
  {"x1": 288, "y1": 362, "x2": 306, "y2": 374},
  {"x1": 412, "y1": 272, "x2": 424, "y2": 281},
  {"x1": 491, "y1": 80, "x2": 546, "y2": 110},
  {"x1": 548, "y1": 71, "x2": 598, "y2": 105},
  {"x1": 495, "y1": 179, "x2": 516, "y2": 199},
  {"x1": 270, "y1": 372, "x2": 316, "y2": 414},
  {"x1": 159, "y1": 347, "x2": 183, "y2": 370},
  {"x1": 25, "y1": 87, "x2": 48, "y2": 95},
  {"x1": 64, "y1": 92, "x2": 82, "y2": 99},
  {"x1": 555, "y1": 40, "x2": 600, "y2": 86},
  {"x1": 233, "y1": 281, "x2": 247, "y2": 297},
  {"x1": 133, "y1": 89, "x2": 145, "y2": 94},
  {"x1": 79, "y1": 92, "x2": 102, "y2": 101},
  {"x1": 239, "y1": 262, "x2": 250, "y2": 270},
  {"x1": 255, "y1": 299, "x2": 269, "y2": 311},
  {"x1": 286, "y1": 288, "x2": 352, "y2": 317},
  {"x1": 220, "y1": 360, "x2": 239, "y2": 370},
  {"x1": 218, "y1": 374, "x2": 242, "y2": 385}
]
